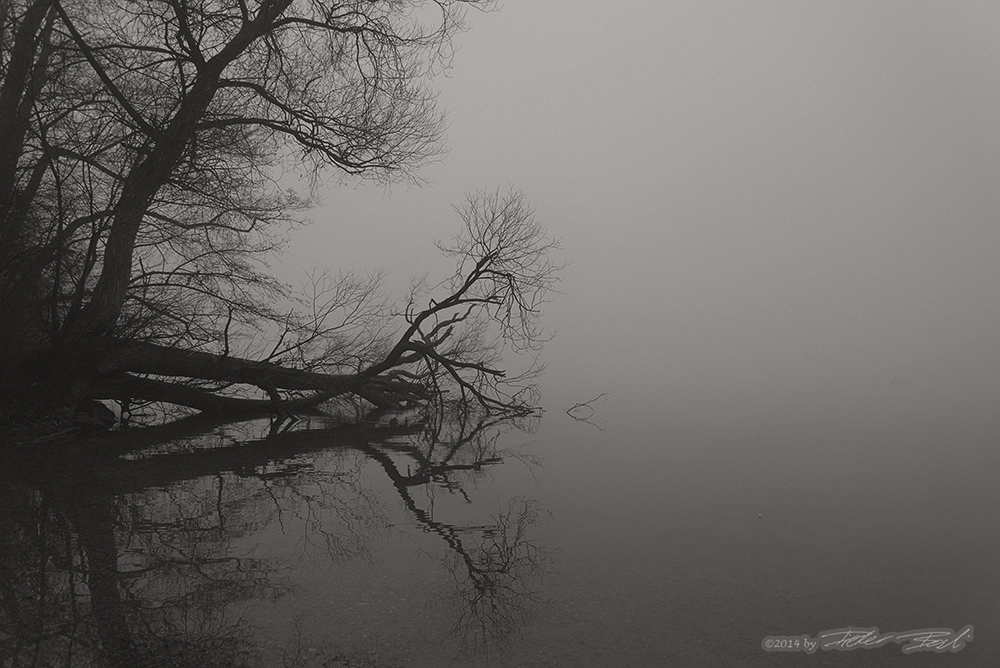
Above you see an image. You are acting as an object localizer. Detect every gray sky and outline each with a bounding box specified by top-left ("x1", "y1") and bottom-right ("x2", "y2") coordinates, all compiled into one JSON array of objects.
[{"x1": 285, "y1": 1, "x2": 1000, "y2": 423}]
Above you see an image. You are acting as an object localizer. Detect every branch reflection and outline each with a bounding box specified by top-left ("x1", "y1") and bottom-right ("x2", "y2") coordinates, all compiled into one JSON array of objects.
[{"x1": 0, "y1": 408, "x2": 547, "y2": 666}]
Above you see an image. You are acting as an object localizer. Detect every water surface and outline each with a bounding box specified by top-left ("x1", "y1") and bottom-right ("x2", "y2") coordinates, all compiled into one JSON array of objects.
[{"x1": 1, "y1": 384, "x2": 996, "y2": 667}]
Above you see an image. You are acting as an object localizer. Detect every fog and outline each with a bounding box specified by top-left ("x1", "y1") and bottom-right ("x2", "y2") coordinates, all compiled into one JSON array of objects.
[
  {"x1": 284, "y1": 1, "x2": 1000, "y2": 429},
  {"x1": 6, "y1": 5, "x2": 999, "y2": 665}
]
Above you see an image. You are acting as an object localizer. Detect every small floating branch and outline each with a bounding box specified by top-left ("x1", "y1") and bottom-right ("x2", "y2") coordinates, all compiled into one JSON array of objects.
[{"x1": 566, "y1": 393, "x2": 608, "y2": 431}]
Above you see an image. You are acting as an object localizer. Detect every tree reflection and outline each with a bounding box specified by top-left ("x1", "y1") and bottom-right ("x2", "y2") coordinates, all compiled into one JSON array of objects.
[
  {"x1": 360, "y1": 413, "x2": 548, "y2": 653},
  {"x1": 0, "y1": 409, "x2": 547, "y2": 666},
  {"x1": 444, "y1": 499, "x2": 547, "y2": 654}
]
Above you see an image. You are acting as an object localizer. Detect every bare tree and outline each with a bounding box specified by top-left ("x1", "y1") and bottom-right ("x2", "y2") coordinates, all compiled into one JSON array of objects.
[{"x1": 0, "y1": 0, "x2": 560, "y2": 435}]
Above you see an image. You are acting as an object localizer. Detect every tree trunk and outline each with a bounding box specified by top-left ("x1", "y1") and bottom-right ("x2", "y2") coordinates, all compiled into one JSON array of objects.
[
  {"x1": 0, "y1": 0, "x2": 56, "y2": 352},
  {"x1": 67, "y1": 0, "x2": 295, "y2": 336},
  {"x1": 4, "y1": 336, "x2": 426, "y2": 421},
  {"x1": 0, "y1": 0, "x2": 54, "y2": 251},
  {"x1": 64, "y1": 496, "x2": 140, "y2": 667}
]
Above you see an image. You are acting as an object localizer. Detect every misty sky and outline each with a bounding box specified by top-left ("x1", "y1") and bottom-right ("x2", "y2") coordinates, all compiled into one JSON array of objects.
[{"x1": 283, "y1": 1, "x2": 1000, "y2": 423}]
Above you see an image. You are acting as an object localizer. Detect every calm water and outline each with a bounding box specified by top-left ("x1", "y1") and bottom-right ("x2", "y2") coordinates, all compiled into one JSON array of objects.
[{"x1": 1, "y1": 384, "x2": 997, "y2": 667}]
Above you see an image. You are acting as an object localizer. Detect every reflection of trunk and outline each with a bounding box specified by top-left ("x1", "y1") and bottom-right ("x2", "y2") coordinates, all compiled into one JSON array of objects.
[
  {"x1": 0, "y1": 418, "x2": 422, "y2": 497},
  {"x1": 0, "y1": 485, "x2": 26, "y2": 632},
  {"x1": 63, "y1": 496, "x2": 138, "y2": 667}
]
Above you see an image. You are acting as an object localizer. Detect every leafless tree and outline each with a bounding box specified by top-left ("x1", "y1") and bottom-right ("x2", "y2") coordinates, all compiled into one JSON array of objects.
[{"x1": 0, "y1": 0, "x2": 560, "y2": 436}]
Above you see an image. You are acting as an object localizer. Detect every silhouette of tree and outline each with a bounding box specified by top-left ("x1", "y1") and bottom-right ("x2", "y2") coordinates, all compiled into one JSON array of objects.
[{"x1": 0, "y1": 1, "x2": 558, "y2": 438}]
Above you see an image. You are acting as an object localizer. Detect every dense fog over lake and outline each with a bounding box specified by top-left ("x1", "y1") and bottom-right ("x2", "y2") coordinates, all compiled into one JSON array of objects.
[
  {"x1": 272, "y1": 9, "x2": 1000, "y2": 658},
  {"x1": 3, "y1": 2, "x2": 999, "y2": 666},
  {"x1": 286, "y1": 1, "x2": 1000, "y2": 426}
]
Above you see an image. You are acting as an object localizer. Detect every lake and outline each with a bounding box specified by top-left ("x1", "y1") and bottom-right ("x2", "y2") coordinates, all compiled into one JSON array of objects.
[
  {"x1": 1, "y1": 376, "x2": 996, "y2": 667},
  {"x1": 3, "y1": 2, "x2": 999, "y2": 665}
]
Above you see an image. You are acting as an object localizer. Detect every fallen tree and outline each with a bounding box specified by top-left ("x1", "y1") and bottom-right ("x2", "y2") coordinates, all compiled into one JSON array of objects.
[
  {"x1": 0, "y1": 1, "x2": 559, "y2": 434},
  {"x1": 3, "y1": 189, "x2": 558, "y2": 431}
]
